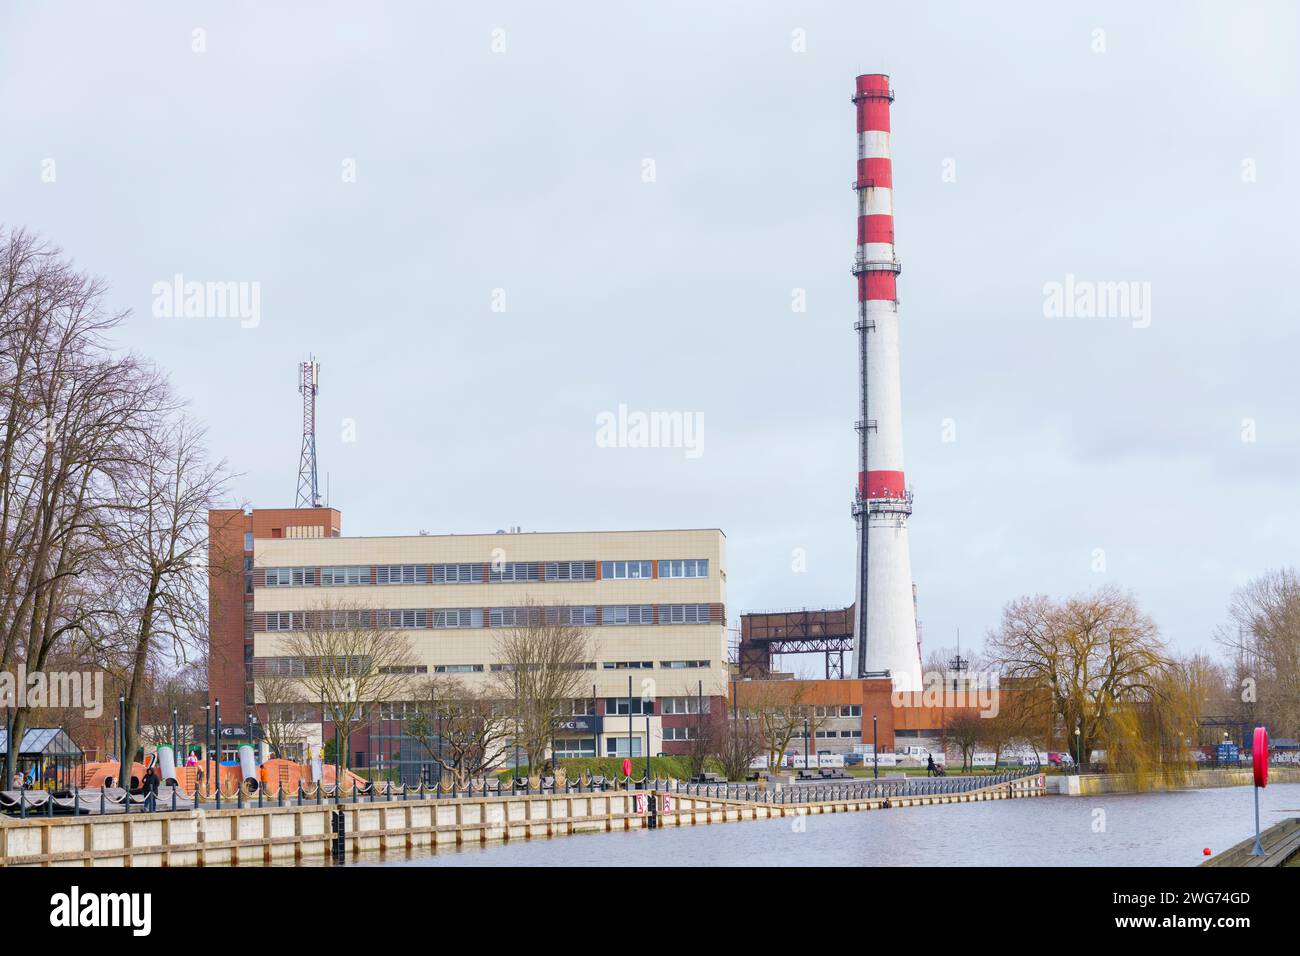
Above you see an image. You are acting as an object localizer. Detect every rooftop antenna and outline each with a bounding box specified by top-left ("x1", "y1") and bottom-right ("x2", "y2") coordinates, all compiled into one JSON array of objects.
[{"x1": 296, "y1": 357, "x2": 322, "y2": 508}]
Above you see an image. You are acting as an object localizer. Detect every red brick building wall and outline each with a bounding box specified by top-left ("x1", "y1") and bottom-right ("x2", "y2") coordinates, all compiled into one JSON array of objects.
[{"x1": 207, "y1": 507, "x2": 341, "y2": 712}]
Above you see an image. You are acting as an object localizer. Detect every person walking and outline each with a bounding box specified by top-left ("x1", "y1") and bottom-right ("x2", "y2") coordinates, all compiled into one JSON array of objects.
[
  {"x1": 926, "y1": 754, "x2": 936, "y2": 777},
  {"x1": 142, "y1": 765, "x2": 160, "y2": 811}
]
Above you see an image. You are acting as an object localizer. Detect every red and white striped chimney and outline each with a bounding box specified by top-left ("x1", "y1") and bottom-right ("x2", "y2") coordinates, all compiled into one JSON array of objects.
[{"x1": 851, "y1": 73, "x2": 922, "y2": 690}]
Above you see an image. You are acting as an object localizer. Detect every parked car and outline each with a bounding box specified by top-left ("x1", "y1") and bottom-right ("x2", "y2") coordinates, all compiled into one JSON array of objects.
[{"x1": 843, "y1": 753, "x2": 864, "y2": 767}]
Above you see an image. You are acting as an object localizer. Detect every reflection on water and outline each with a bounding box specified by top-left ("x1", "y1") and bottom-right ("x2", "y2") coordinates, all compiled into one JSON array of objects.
[{"x1": 317, "y1": 783, "x2": 1299, "y2": 868}]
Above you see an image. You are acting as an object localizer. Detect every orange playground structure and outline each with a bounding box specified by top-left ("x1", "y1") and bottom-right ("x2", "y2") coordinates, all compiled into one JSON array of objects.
[{"x1": 79, "y1": 756, "x2": 365, "y2": 795}]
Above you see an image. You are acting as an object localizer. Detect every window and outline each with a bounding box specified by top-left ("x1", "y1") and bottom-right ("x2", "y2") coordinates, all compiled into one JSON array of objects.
[
  {"x1": 660, "y1": 696, "x2": 710, "y2": 715},
  {"x1": 431, "y1": 564, "x2": 480, "y2": 583},
  {"x1": 244, "y1": 532, "x2": 254, "y2": 551},
  {"x1": 379, "y1": 609, "x2": 427, "y2": 629},
  {"x1": 602, "y1": 661, "x2": 653, "y2": 671},
  {"x1": 260, "y1": 656, "x2": 306, "y2": 677},
  {"x1": 434, "y1": 608, "x2": 481, "y2": 628},
  {"x1": 270, "y1": 704, "x2": 317, "y2": 723},
  {"x1": 554, "y1": 738, "x2": 596, "y2": 759},
  {"x1": 323, "y1": 609, "x2": 371, "y2": 629},
  {"x1": 489, "y1": 607, "x2": 532, "y2": 628},
  {"x1": 658, "y1": 604, "x2": 712, "y2": 624},
  {"x1": 602, "y1": 605, "x2": 653, "y2": 625},
  {"x1": 378, "y1": 702, "x2": 409, "y2": 720},
  {"x1": 605, "y1": 697, "x2": 654, "y2": 715},
  {"x1": 605, "y1": 737, "x2": 643, "y2": 757},
  {"x1": 569, "y1": 699, "x2": 593, "y2": 716},
  {"x1": 601, "y1": 560, "x2": 653, "y2": 580},
  {"x1": 433, "y1": 664, "x2": 484, "y2": 674},
  {"x1": 378, "y1": 665, "x2": 428, "y2": 676},
  {"x1": 489, "y1": 562, "x2": 538, "y2": 582},
  {"x1": 265, "y1": 611, "x2": 295, "y2": 631},
  {"x1": 659, "y1": 660, "x2": 709, "y2": 669},
  {"x1": 375, "y1": 565, "x2": 426, "y2": 585},
  {"x1": 663, "y1": 726, "x2": 696, "y2": 741},
  {"x1": 321, "y1": 566, "x2": 368, "y2": 586},
  {"x1": 263, "y1": 567, "x2": 315, "y2": 587},
  {"x1": 545, "y1": 561, "x2": 596, "y2": 581},
  {"x1": 545, "y1": 606, "x2": 596, "y2": 626},
  {"x1": 659, "y1": 559, "x2": 708, "y2": 579}
]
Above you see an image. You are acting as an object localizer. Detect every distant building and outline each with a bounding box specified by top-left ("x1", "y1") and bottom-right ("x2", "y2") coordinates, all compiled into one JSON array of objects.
[{"x1": 208, "y1": 508, "x2": 729, "y2": 766}]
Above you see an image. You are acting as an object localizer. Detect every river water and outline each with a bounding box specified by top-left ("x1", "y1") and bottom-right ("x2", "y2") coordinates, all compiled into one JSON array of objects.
[{"x1": 338, "y1": 782, "x2": 1300, "y2": 867}]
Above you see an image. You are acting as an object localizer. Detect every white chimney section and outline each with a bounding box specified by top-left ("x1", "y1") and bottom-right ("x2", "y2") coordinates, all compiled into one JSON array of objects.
[{"x1": 850, "y1": 74, "x2": 923, "y2": 691}]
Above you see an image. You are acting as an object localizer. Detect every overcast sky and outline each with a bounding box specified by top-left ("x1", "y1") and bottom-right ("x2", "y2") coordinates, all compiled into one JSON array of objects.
[{"x1": 2, "y1": 1, "x2": 1296, "y2": 673}]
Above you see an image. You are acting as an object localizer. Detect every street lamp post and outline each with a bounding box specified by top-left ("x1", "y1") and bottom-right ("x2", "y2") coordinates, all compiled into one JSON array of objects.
[
  {"x1": 116, "y1": 695, "x2": 127, "y2": 795},
  {"x1": 803, "y1": 717, "x2": 810, "y2": 771},
  {"x1": 1075, "y1": 724, "x2": 1082, "y2": 775},
  {"x1": 872, "y1": 714, "x2": 878, "y2": 780},
  {"x1": 202, "y1": 705, "x2": 210, "y2": 797}
]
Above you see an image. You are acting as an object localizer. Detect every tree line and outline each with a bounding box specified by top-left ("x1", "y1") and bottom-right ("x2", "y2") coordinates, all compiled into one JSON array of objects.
[{"x1": 0, "y1": 227, "x2": 225, "y2": 784}]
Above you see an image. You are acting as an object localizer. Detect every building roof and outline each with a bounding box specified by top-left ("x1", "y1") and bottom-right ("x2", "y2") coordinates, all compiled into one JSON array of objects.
[{"x1": 0, "y1": 727, "x2": 83, "y2": 757}]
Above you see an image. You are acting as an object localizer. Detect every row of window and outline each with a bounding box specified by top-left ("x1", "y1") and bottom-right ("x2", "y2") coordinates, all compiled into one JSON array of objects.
[
  {"x1": 281, "y1": 696, "x2": 716, "y2": 722},
  {"x1": 816, "y1": 730, "x2": 863, "y2": 739},
  {"x1": 813, "y1": 705, "x2": 864, "y2": 719},
  {"x1": 261, "y1": 559, "x2": 708, "y2": 587},
  {"x1": 256, "y1": 657, "x2": 714, "y2": 680},
  {"x1": 259, "y1": 605, "x2": 719, "y2": 631}
]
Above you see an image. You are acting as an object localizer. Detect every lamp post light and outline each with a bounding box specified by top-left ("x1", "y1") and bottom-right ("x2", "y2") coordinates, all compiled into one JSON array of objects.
[{"x1": 1075, "y1": 724, "x2": 1082, "y2": 775}]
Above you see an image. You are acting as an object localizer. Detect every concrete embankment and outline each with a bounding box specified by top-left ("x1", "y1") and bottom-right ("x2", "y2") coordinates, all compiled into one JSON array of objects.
[
  {"x1": 0, "y1": 774, "x2": 1044, "y2": 867},
  {"x1": 1203, "y1": 817, "x2": 1300, "y2": 867},
  {"x1": 1047, "y1": 766, "x2": 1300, "y2": 796}
]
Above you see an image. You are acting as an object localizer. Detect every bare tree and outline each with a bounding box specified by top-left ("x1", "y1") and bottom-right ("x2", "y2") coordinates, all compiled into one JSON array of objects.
[
  {"x1": 1218, "y1": 569, "x2": 1300, "y2": 738},
  {"x1": 257, "y1": 674, "x2": 311, "y2": 760},
  {"x1": 278, "y1": 603, "x2": 417, "y2": 771},
  {"x1": 746, "y1": 682, "x2": 810, "y2": 772},
  {"x1": 489, "y1": 603, "x2": 594, "y2": 772},
  {"x1": 0, "y1": 227, "x2": 171, "y2": 782},
  {"x1": 106, "y1": 417, "x2": 226, "y2": 790},
  {"x1": 406, "y1": 677, "x2": 513, "y2": 786},
  {"x1": 714, "y1": 712, "x2": 763, "y2": 782},
  {"x1": 944, "y1": 713, "x2": 983, "y2": 771}
]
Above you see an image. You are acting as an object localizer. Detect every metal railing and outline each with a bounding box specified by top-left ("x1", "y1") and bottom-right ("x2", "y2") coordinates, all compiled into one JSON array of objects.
[
  {"x1": 0, "y1": 759, "x2": 1043, "y2": 817},
  {"x1": 672, "y1": 762, "x2": 1041, "y2": 805}
]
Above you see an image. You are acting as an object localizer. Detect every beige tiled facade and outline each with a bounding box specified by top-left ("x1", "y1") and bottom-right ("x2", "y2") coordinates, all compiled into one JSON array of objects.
[{"x1": 251, "y1": 527, "x2": 729, "y2": 705}]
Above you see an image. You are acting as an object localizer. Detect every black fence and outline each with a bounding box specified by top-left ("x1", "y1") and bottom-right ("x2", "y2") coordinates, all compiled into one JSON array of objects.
[{"x1": 0, "y1": 760, "x2": 1042, "y2": 818}]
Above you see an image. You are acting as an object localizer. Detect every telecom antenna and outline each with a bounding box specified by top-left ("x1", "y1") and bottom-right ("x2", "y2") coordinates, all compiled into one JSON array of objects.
[{"x1": 295, "y1": 357, "x2": 322, "y2": 508}]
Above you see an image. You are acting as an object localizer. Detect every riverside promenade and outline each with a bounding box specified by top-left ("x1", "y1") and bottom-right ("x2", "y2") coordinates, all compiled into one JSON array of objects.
[{"x1": 0, "y1": 770, "x2": 1044, "y2": 867}]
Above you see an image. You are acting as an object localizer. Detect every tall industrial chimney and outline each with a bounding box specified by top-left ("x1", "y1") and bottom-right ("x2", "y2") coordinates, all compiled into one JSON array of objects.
[{"x1": 850, "y1": 74, "x2": 923, "y2": 690}]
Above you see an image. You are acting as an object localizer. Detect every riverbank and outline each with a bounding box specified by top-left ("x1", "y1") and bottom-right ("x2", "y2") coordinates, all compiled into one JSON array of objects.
[
  {"x1": 1048, "y1": 766, "x2": 1300, "y2": 796},
  {"x1": 0, "y1": 773, "x2": 1043, "y2": 867}
]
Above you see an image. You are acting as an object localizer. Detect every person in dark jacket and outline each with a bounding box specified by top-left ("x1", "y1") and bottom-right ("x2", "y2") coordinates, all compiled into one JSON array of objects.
[
  {"x1": 926, "y1": 754, "x2": 936, "y2": 777},
  {"x1": 142, "y1": 765, "x2": 160, "y2": 810}
]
